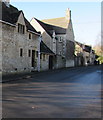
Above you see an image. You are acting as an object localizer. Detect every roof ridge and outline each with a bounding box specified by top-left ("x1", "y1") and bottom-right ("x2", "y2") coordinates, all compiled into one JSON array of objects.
[
  {"x1": 42, "y1": 17, "x2": 65, "y2": 21},
  {"x1": 34, "y1": 18, "x2": 66, "y2": 37},
  {"x1": 35, "y1": 18, "x2": 66, "y2": 30}
]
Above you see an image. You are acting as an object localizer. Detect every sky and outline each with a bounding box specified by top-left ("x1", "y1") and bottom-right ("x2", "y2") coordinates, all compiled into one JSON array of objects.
[{"x1": 11, "y1": 1, "x2": 101, "y2": 47}]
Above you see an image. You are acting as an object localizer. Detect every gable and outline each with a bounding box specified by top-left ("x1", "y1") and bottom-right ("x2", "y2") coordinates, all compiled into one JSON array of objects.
[
  {"x1": 17, "y1": 12, "x2": 26, "y2": 26},
  {"x1": 30, "y1": 18, "x2": 45, "y2": 34},
  {"x1": 66, "y1": 20, "x2": 75, "y2": 42}
]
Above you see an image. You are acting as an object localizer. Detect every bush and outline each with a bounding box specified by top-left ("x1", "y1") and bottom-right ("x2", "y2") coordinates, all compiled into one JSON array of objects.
[{"x1": 97, "y1": 56, "x2": 103, "y2": 64}]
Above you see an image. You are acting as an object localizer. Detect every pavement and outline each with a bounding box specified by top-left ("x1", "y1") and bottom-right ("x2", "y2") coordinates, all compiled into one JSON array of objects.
[{"x1": 2, "y1": 65, "x2": 103, "y2": 118}]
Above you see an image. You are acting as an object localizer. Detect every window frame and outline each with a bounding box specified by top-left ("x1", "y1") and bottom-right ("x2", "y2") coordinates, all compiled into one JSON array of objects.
[
  {"x1": 29, "y1": 33, "x2": 32, "y2": 39},
  {"x1": 59, "y1": 37, "x2": 62, "y2": 42},
  {"x1": 20, "y1": 48, "x2": 23, "y2": 57},
  {"x1": 36, "y1": 51, "x2": 38, "y2": 58},
  {"x1": 28, "y1": 49, "x2": 31, "y2": 57},
  {"x1": 18, "y1": 23, "x2": 25, "y2": 34}
]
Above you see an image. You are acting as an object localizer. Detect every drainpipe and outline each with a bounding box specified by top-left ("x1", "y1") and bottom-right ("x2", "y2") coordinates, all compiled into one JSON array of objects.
[
  {"x1": 52, "y1": 30, "x2": 56, "y2": 69},
  {"x1": 37, "y1": 34, "x2": 42, "y2": 72},
  {"x1": 52, "y1": 30, "x2": 56, "y2": 54}
]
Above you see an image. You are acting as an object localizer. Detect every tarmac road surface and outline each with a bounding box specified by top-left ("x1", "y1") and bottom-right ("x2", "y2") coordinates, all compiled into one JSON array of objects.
[{"x1": 2, "y1": 65, "x2": 102, "y2": 118}]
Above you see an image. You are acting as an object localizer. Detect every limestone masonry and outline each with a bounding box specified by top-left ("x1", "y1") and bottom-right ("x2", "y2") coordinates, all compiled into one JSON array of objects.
[{"x1": 0, "y1": 1, "x2": 96, "y2": 74}]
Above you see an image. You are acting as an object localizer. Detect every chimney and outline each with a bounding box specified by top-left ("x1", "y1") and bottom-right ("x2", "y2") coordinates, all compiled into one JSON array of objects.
[
  {"x1": 65, "y1": 8, "x2": 71, "y2": 21},
  {"x1": 4, "y1": 0, "x2": 10, "y2": 7}
]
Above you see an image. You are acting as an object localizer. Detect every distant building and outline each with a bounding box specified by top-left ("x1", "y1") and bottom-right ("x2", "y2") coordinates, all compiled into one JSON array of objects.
[
  {"x1": 30, "y1": 8, "x2": 75, "y2": 69},
  {"x1": 75, "y1": 41, "x2": 96, "y2": 66}
]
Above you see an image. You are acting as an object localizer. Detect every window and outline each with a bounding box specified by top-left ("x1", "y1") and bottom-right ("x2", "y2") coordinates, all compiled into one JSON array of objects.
[
  {"x1": 28, "y1": 50, "x2": 31, "y2": 57},
  {"x1": 20, "y1": 48, "x2": 23, "y2": 57},
  {"x1": 43, "y1": 54, "x2": 45, "y2": 61},
  {"x1": 53, "y1": 38, "x2": 56, "y2": 43},
  {"x1": 36, "y1": 51, "x2": 38, "y2": 57},
  {"x1": 29, "y1": 33, "x2": 32, "y2": 39},
  {"x1": 18, "y1": 23, "x2": 25, "y2": 34},
  {"x1": 59, "y1": 37, "x2": 62, "y2": 42}
]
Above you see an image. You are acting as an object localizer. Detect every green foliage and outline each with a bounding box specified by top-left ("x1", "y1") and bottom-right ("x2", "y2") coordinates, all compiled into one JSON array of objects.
[{"x1": 97, "y1": 56, "x2": 103, "y2": 64}]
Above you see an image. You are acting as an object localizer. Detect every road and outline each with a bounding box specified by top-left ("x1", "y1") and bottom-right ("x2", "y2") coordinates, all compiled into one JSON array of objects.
[{"x1": 2, "y1": 65, "x2": 102, "y2": 118}]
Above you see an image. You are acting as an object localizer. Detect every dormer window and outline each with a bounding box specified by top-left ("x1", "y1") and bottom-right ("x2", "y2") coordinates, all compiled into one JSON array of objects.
[{"x1": 18, "y1": 23, "x2": 25, "y2": 34}]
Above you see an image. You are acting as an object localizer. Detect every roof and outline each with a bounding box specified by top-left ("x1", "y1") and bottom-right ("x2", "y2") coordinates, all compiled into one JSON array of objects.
[
  {"x1": 24, "y1": 18, "x2": 38, "y2": 33},
  {"x1": 75, "y1": 41, "x2": 83, "y2": 48},
  {"x1": 1, "y1": 2, "x2": 20, "y2": 24},
  {"x1": 75, "y1": 41, "x2": 92, "y2": 53},
  {"x1": 83, "y1": 45, "x2": 91, "y2": 53},
  {"x1": 1, "y1": 2, "x2": 39, "y2": 34},
  {"x1": 42, "y1": 17, "x2": 69, "y2": 29},
  {"x1": 40, "y1": 41, "x2": 55, "y2": 55},
  {"x1": 34, "y1": 18, "x2": 66, "y2": 37}
]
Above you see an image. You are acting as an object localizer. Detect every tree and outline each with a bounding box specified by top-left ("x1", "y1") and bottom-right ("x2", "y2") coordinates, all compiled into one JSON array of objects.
[{"x1": 93, "y1": 33, "x2": 103, "y2": 64}]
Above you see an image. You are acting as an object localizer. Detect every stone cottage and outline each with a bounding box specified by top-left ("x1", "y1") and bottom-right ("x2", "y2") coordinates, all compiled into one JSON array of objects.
[
  {"x1": 1, "y1": 1, "x2": 54, "y2": 74},
  {"x1": 83, "y1": 45, "x2": 95, "y2": 66},
  {"x1": 75, "y1": 41, "x2": 84, "y2": 66},
  {"x1": 75, "y1": 41, "x2": 95, "y2": 66},
  {"x1": 30, "y1": 8, "x2": 75, "y2": 69}
]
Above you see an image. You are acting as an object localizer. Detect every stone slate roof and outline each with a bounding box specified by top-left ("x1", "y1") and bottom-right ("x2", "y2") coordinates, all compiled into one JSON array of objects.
[
  {"x1": 42, "y1": 17, "x2": 69, "y2": 29},
  {"x1": 76, "y1": 41, "x2": 92, "y2": 53},
  {"x1": 75, "y1": 41, "x2": 83, "y2": 48},
  {"x1": 34, "y1": 18, "x2": 66, "y2": 37},
  {"x1": 40, "y1": 41, "x2": 54, "y2": 55},
  {"x1": 24, "y1": 18, "x2": 38, "y2": 33},
  {"x1": 1, "y1": 2, "x2": 20, "y2": 24},
  {"x1": 83, "y1": 45, "x2": 91, "y2": 53},
  {"x1": 1, "y1": 2, "x2": 39, "y2": 34}
]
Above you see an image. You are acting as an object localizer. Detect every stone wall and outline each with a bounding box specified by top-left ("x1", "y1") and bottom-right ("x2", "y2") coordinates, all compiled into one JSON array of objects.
[
  {"x1": 2, "y1": 13, "x2": 40, "y2": 74},
  {"x1": 56, "y1": 34, "x2": 66, "y2": 57},
  {"x1": 56, "y1": 55, "x2": 65, "y2": 69},
  {"x1": 0, "y1": 23, "x2": 2, "y2": 72},
  {"x1": 30, "y1": 18, "x2": 55, "y2": 53},
  {"x1": 40, "y1": 54, "x2": 49, "y2": 71},
  {"x1": 65, "y1": 20, "x2": 75, "y2": 67}
]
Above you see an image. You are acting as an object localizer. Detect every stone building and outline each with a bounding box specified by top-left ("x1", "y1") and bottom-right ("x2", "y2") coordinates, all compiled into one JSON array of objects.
[
  {"x1": 75, "y1": 41, "x2": 84, "y2": 66},
  {"x1": 30, "y1": 8, "x2": 75, "y2": 69},
  {"x1": 1, "y1": 1, "x2": 54, "y2": 74},
  {"x1": 82, "y1": 45, "x2": 95, "y2": 66},
  {"x1": 75, "y1": 41, "x2": 95, "y2": 66}
]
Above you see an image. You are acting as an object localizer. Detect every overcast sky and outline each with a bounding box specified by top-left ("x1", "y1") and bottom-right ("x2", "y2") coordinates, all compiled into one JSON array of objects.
[{"x1": 11, "y1": 1, "x2": 101, "y2": 47}]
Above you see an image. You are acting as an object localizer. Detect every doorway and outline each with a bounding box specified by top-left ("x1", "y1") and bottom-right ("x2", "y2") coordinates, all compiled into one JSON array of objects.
[
  {"x1": 32, "y1": 50, "x2": 35, "y2": 67},
  {"x1": 49, "y1": 56, "x2": 53, "y2": 70}
]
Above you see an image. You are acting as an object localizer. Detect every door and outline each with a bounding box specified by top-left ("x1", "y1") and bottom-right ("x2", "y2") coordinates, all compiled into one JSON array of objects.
[
  {"x1": 32, "y1": 50, "x2": 35, "y2": 67},
  {"x1": 49, "y1": 56, "x2": 53, "y2": 70}
]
